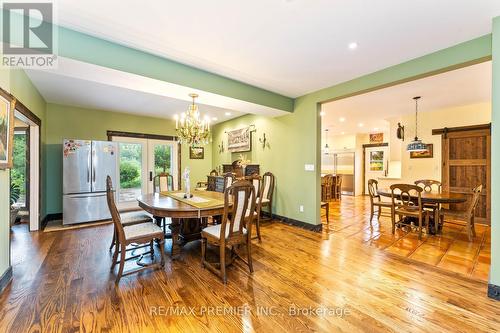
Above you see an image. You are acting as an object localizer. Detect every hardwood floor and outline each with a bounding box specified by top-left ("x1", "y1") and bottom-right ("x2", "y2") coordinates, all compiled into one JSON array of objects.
[
  {"x1": 321, "y1": 196, "x2": 491, "y2": 282},
  {"x1": 1, "y1": 218, "x2": 499, "y2": 332}
]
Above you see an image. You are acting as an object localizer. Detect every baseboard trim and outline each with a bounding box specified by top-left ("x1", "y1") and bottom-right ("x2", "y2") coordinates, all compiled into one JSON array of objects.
[
  {"x1": 263, "y1": 212, "x2": 322, "y2": 232},
  {"x1": 0, "y1": 266, "x2": 13, "y2": 294},
  {"x1": 488, "y1": 284, "x2": 500, "y2": 301},
  {"x1": 41, "y1": 213, "x2": 63, "y2": 230}
]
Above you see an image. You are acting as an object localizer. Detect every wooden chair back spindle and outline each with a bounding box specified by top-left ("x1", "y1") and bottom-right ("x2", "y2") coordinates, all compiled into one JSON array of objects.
[
  {"x1": 260, "y1": 172, "x2": 275, "y2": 202},
  {"x1": 467, "y1": 184, "x2": 483, "y2": 218},
  {"x1": 221, "y1": 181, "x2": 255, "y2": 240},
  {"x1": 414, "y1": 179, "x2": 442, "y2": 193},
  {"x1": 223, "y1": 172, "x2": 235, "y2": 190}
]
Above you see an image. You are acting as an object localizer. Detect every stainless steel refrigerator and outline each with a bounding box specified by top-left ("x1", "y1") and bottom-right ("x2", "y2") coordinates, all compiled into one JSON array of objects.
[{"x1": 62, "y1": 139, "x2": 118, "y2": 225}]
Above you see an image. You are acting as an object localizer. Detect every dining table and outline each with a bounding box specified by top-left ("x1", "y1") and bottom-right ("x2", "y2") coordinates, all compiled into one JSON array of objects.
[
  {"x1": 376, "y1": 188, "x2": 467, "y2": 234},
  {"x1": 137, "y1": 191, "x2": 230, "y2": 257}
]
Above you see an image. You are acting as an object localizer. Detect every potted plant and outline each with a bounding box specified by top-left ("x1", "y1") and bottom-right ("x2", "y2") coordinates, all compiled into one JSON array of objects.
[{"x1": 10, "y1": 183, "x2": 20, "y2": 226}]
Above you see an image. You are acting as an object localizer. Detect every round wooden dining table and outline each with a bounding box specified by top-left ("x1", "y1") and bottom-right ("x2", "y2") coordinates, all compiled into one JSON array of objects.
[
  {"x1": 376, "y1": 188, "x2": 467, "y2": 234},
  {"x1": 137, "y1": 191, "x2": 229, "y2": 257}
]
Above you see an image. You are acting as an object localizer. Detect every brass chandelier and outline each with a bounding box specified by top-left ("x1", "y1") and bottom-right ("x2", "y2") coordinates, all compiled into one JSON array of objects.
[{"x1": 174, "y1": 93, "x2": 211, "y2": 146}]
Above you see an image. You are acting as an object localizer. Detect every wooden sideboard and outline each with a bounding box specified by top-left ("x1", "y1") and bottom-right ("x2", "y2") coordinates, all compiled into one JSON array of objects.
[{"x1": 222, "y1": 163, "x2": 260, "y2": 178}]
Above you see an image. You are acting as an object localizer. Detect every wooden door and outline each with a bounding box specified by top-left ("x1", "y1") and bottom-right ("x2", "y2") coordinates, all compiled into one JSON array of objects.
[{"x1": 441, "y1": 126, "x2": 490, "y2": 224}]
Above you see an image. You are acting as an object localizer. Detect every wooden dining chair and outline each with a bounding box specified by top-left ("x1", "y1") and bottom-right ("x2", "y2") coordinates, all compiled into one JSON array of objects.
[
  {"x1": 154, "y1": 172, "x2": 174, "y2": 193},
  {"x1": 257, "y1": 172, "x2": 275, "y2": 220},
  {"x1": 334, "y1": 175, "x2": 342, "y2": 201},
  {"x1": 201, "y1": 180, "x2": 256, "y2": 283},
  {"x1": 414, "y1": 179, "x2": 442, "y2": 225},
  {"x1": 367, "y1": 179, "x2": 393, "y2": 226},
  {"x1": 153, "y1": 173, "x2": 174, "y2": 234},
  {"x1": 390, "y1": 184, "x2": 429, "y2": 239},
  {"x1": 106, "y1": 176, "x2": 165, "y2": 283},
  {"x1": 222, "y1": 172, "x2": 235, "y2": 190},
  {"x1": 440, "y1": 184, "x2": 483, "y2": 241},
  {"x1": 321, "y1": 174, "x2": 335, "y2": 202}
]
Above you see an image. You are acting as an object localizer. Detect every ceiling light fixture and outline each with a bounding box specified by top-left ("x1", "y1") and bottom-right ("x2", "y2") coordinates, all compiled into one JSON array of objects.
[
  {"x1": 348, "y1": 42, "x2": 358, "y2": 50},
  {"x1": 358, "y1": 123, "x2": 364, "y2": 127},
  {"x1": 212, "y1": 117, "x2": 218, "y2": 121},
  {"x1": 339, "y1": 117, "x2": 346, "y2": 122},
  {"x1": 407, "y1": 96, "x2": 427, "y2": 152},
  {"x1": 174, "y1": 93, "x2": 211, "y2": 146},
  {"x1": 225, "y1": 112, "x2": 231, "y2": 116}
]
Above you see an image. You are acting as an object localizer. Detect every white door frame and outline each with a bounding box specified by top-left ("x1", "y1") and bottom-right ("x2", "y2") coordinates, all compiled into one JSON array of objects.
[{"x1": 14, "y1": 110, "x2": 40, "y2": 231}]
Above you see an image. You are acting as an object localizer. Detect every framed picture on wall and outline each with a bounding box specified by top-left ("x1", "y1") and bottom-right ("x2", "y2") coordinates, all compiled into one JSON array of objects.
[
  {"x1": 369, "y1": 133, "x2": 384, "y2": 143},
  {"x1": 227, "y1": 127, "x2": 251, "y2": 152},
  {"x1": 189, "y1": 146, "x2": 204, "y2": 159},
  {"x1": 410, "y1": 143, "x2": 433, "y2": 159},
  {"x1": 0, "y1": 91, "x2": 15, "y2": 169}
]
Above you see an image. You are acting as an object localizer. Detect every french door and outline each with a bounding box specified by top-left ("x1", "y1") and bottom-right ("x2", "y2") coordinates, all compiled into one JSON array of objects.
[{"x1": 111, "y1": 136, "x2": 179, "y2": 209}]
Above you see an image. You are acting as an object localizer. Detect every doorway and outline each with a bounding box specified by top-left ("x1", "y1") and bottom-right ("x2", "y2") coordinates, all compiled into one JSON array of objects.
[{"x1": 110, "y1": 134, "x2": 179, "y2": 210}]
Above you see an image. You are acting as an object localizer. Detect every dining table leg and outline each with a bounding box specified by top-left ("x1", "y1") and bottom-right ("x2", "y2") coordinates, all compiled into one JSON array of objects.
[{"x1": 169, "y1": 217, "x2": 181, "y2": 258}]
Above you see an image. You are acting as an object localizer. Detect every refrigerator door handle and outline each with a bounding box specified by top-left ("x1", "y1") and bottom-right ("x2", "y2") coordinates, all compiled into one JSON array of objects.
[
  {"x1": 68, "y1": 193, "x2": 107, "y2": 199},
  {"x1": 92, "y1": 149, "x2": 96, "y2": 184},
  {"x1": 87, "y1": 152, "x2": 91, "y2": 183}
]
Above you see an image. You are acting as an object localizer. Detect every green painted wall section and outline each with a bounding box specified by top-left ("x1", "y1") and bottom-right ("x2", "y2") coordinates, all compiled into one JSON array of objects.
[
  {"x1": 45, "y1": 104, "x2": 212, "y2": 214},
  {"x1": 212, "y1": 110, "x2": 320, "y2": 224},
  {"x1": 0, "y1": 69, "x2": 11, "y2": 280},
  {"x1": 490, "y1": 17, "x2": 500, "y2": 287},
  {"x1": 0, "y1": 68, "x2": 47, "y2": 279}
]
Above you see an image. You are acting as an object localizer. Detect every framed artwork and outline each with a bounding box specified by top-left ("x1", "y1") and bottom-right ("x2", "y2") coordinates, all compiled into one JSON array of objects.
[
  {"x1": 189, "y1": 146, "x2": 204, "y2": 159},
  {"x1": 410, "y1": 143, "x2": 433, "y2": 159},
  {"x1": 0, "y1": 93, "x2": 15, "y2": 169},
  {"x1": 227, "y1": 127, "x2": 251, "y2": 152},
  {"x1": 369, "y1": 133, "x2": 384, "y2": 143}
]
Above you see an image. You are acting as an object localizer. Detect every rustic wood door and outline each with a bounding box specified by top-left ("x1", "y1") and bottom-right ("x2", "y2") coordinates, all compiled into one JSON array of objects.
[{"x1": 441, "y1": 126, "x2": 490, "y2": 224}]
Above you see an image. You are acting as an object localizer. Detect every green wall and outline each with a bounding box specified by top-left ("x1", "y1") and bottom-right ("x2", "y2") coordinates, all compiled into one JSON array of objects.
[
  {"x1": 490, "y1": 17, "x2": 500, "y2": 287},
  {"x1": 212, "y1": 111, "x2": 320, "y2": 224},
  {"x1": 0, "y1": 68, "x2": 46, "y2": 280},
  {"x1": 45, "y1": 103, "x2": 212, "y2": 214}
]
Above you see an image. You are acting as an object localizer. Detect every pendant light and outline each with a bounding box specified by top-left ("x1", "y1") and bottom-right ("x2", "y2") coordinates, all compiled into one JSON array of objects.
[
  {"x1": 406, "y1": 96, "x2": 427, "y2": 152},
  {"x1": 323, "y1": 129, "x2": 330, "y2": 155}
]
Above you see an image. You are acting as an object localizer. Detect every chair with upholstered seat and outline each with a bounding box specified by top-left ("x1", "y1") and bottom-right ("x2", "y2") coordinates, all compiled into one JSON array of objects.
[
  {"x1": 201, "y1": 180, "x2": 255, "y2": 283},
  {"x1": 257, "y1": 172, "x2": 275, "y2": 220},
  {"x1": 106, "y1": 176, "x2": 165, "y2": 283},
  {"x1": 222, "y1": 172, "x2": 235, "y2": 190},
  {"x1": 367, "y1": 179, "x2": 393, "y2": 226},
  {"x1": 248, "y1": 174, "x2": 263, "y2": 241},
  {"x1": 440, "y1": 184, "x2": 482, "y2": 241},
  {"x1": 109, "y1": 210, "x2": 155, "y2": 251},
  {"x1": 390, "y1": 184, "x2": 429, "y2": 239}
]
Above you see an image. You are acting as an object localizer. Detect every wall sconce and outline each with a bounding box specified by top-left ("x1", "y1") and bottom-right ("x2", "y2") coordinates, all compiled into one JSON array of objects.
[
  {"x1": 218, "y1": 141, "x2": 224, "y2": 154},
  {"x1": 259, "y1": 133, "x2": 270, "y2": 149}
]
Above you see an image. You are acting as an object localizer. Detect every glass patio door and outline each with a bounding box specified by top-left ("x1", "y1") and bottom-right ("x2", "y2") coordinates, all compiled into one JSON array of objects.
[{"x1": 112, "y1": 136, "x2": 178, "y2": 209}]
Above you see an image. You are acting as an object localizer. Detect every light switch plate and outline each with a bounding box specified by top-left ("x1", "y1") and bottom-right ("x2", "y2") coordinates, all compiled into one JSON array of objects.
[{"x1": 304, "y1": 164, "x2": 315, "y2": 171}]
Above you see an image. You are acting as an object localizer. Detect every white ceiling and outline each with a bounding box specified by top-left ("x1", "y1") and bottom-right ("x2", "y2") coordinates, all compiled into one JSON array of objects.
[
  {"x1": 55, "y1": 0, "x2": 500, "y2": 97},
  {"x1": 25, "y1": 58, "x2": 289, "y2": 122},
  {"x1": 321, "y1": 61, "x2": 492, "y2": 135}
]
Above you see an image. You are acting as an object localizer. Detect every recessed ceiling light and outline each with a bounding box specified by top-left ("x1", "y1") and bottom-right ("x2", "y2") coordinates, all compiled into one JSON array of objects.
[
  {"x1": 373, "y1": 127, "x2": 379, "y2": 131},
  {"x1": 348, "y1": 42, "x2": 358, "y2": 50},
  {"x1": 225, "y1": 112, "x2": 231, "y2": 116},
  {"x1": 358, "y1": 123, "x2": 364, "y2": 127},
  {"x1": 212, "y1": 117, "x2": 218, "y2": 121},
  {"x1": 339, "y1": 117, "x2": 346, "y2": 122},
  {"x1": 320, "y1": 111, "x2": 325, "y2": 116},
  {"x1": 341, "y1": 131, "x2": 345, "y2": 135}
]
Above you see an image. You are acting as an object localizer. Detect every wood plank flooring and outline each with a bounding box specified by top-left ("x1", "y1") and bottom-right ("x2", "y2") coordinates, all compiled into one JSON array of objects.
[
  {"x1": 321, "y1": 196, "x2": 491, "y2": 282},
  {"x1": 1, "y1": 216, "x2": 499, "y2": 332}
]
